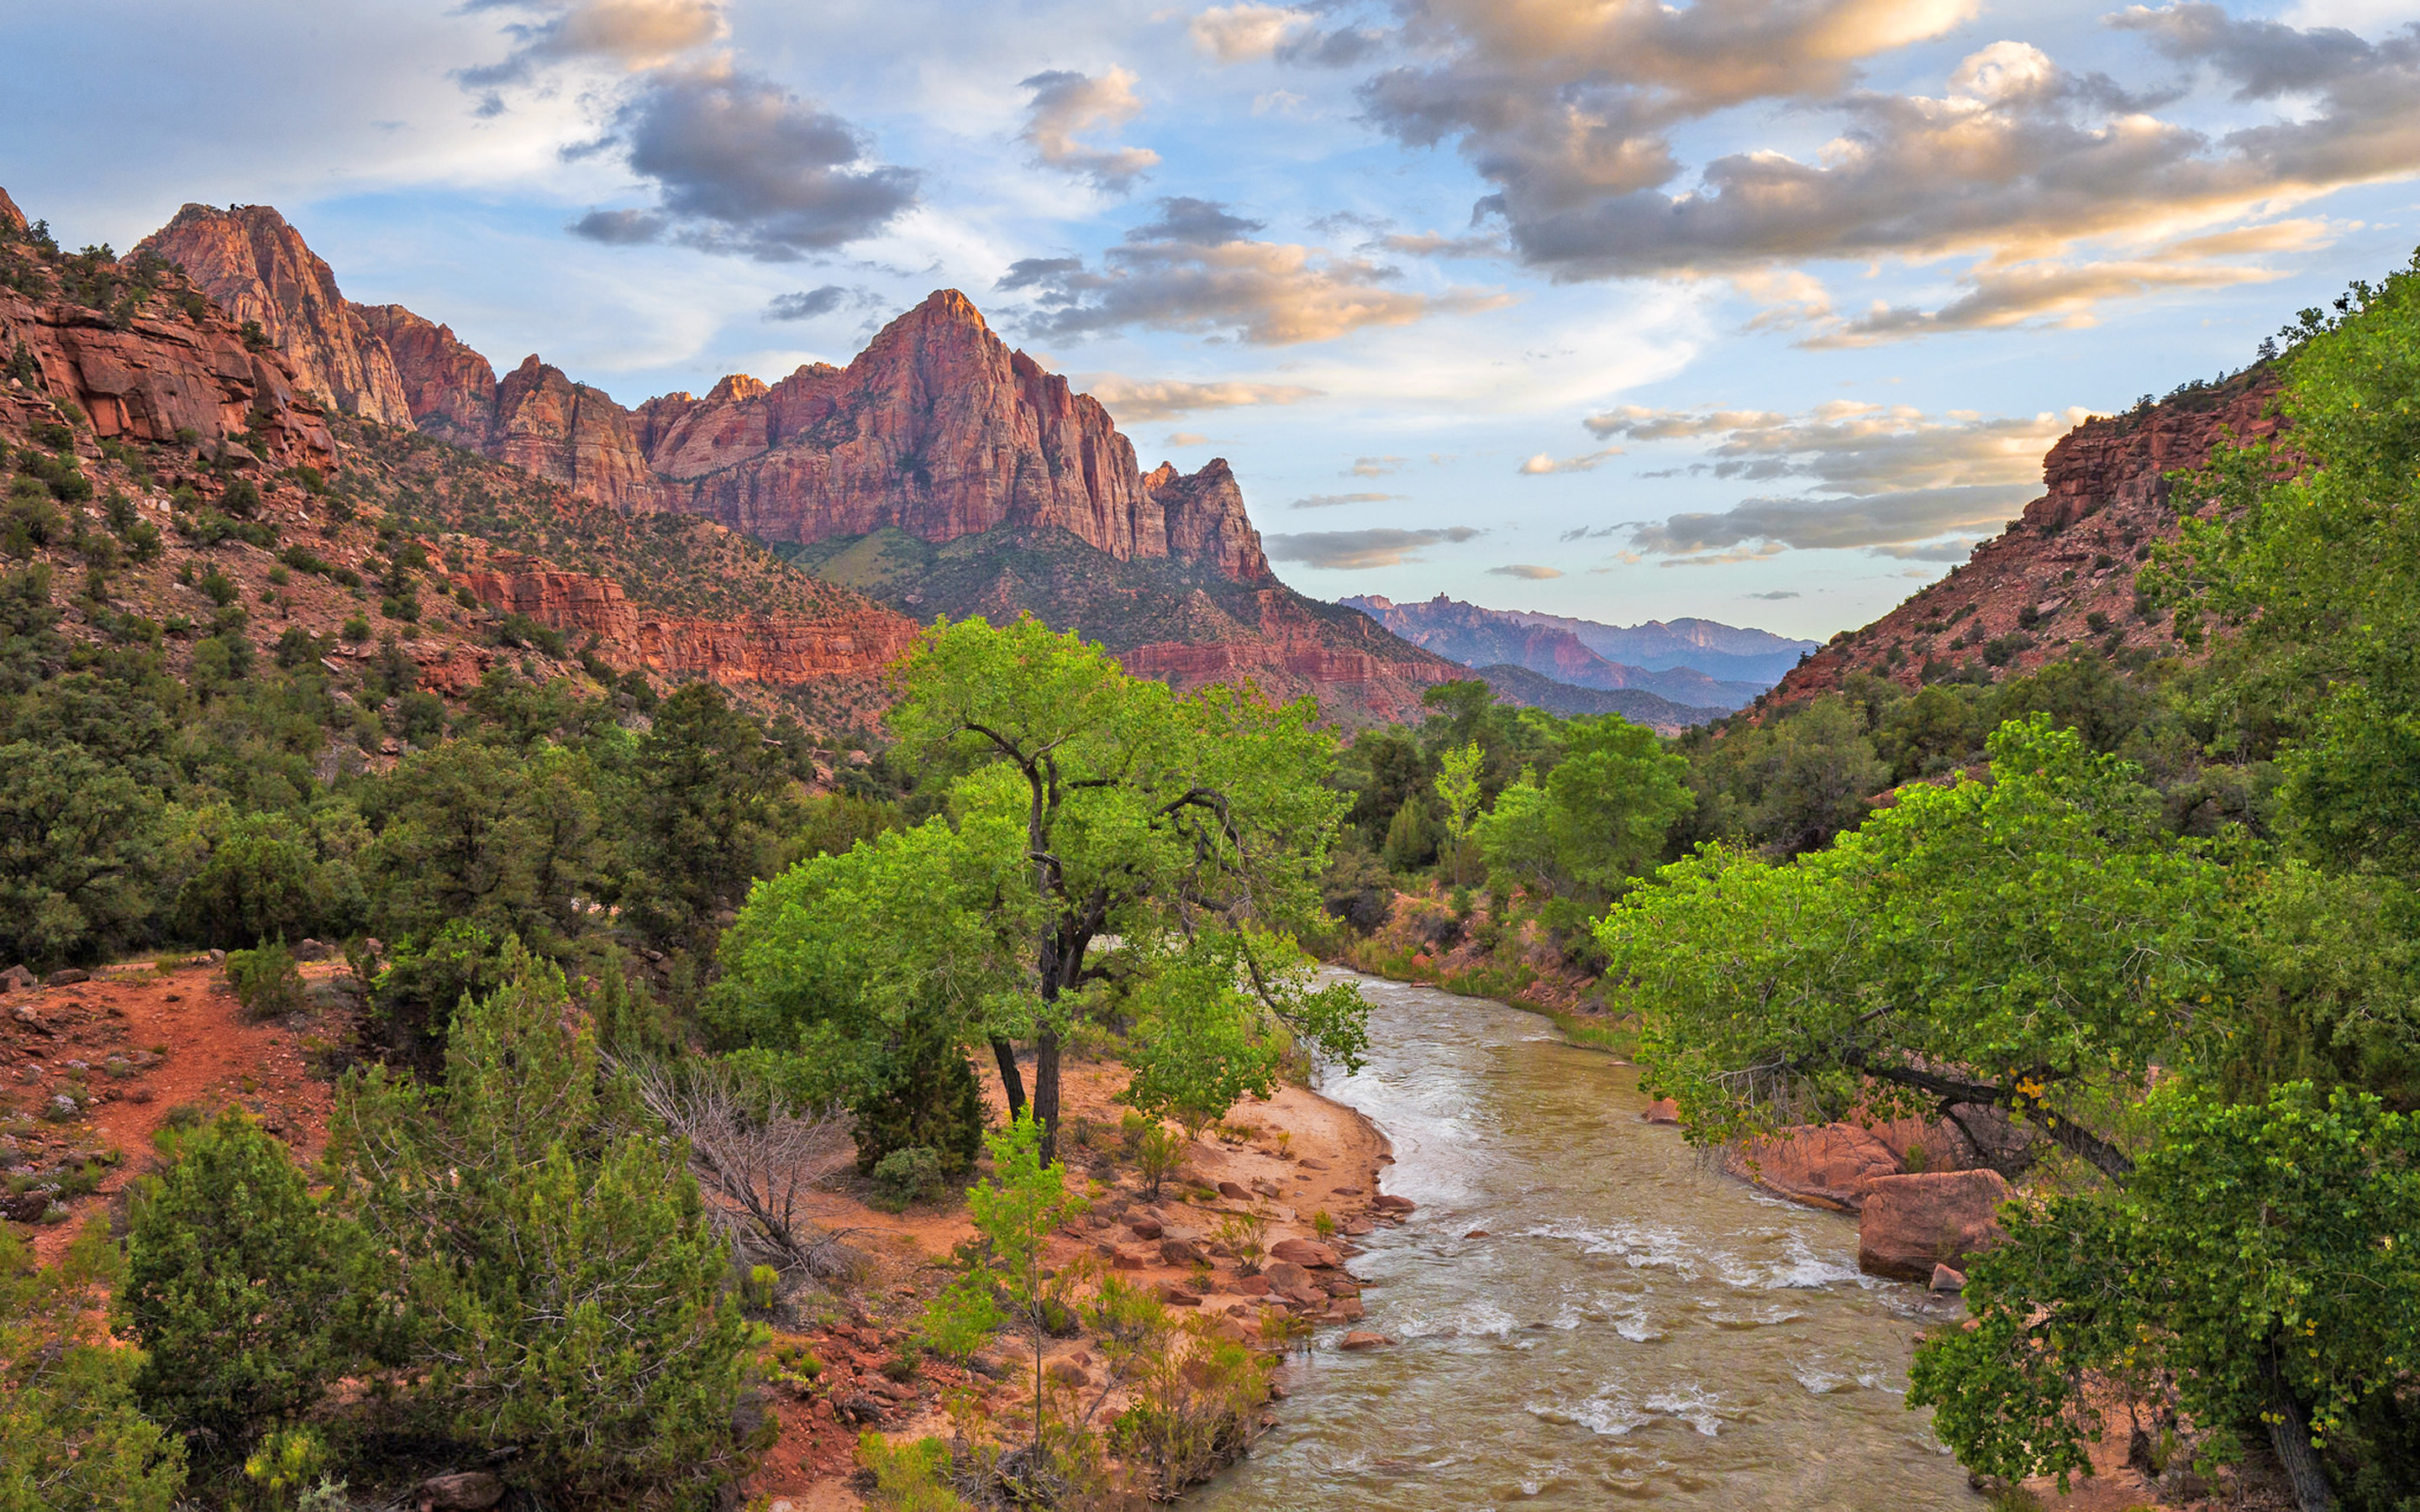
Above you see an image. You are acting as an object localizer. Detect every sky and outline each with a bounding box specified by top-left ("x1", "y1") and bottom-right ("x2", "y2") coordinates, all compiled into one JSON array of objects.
[{"x1": 5, "y1": 0, "x2": 2418, "y2": 642}]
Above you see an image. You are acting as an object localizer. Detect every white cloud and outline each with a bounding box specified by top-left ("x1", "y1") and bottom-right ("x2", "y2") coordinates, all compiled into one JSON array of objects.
[
  {"x1": 1517, "y1": 446, "x2": 1623, "y2": 474},
  {"x1": 1018, "y1": 68, "x2": 1159, "y2": 193},
  {"x1": 1080, "y1": 371, "x2": 1324, "y2": 421},
  {"x1": 1265, "y1": 525, "x2": 1484, "y2": 568}
]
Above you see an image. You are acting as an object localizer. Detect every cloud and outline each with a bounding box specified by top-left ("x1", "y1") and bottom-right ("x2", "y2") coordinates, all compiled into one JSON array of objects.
[
  {"x1": 1350, "y1": 1, "x2": 2420, "y2": 323},
  {"x1": 1487, "y1": 563, "x2": 1565, "y2": 579},
  {"x1": 1079, "y1": 372, "x2": 1323, "y2": 421},
  {"x1": 1265, "y1": 526, "x2": 1484, "y2": 569},
  {"x1": 566, "y1": 57, "x2": 919, "y2": 258},
  {"x1": 1801, "y1": 242, "x2": 2307, "y2": 346},
  {"x1": 764, "y1": 284, "x2": 871, "y2": 320},
  {"x1": 1164, "y1": 431, "x2": 1210, "y2": 446},
  {"x1": 1290, "y1": 491, "x2": 1399, "y2": 509},
  {"x1": 1349, "y1": 454, "x2": 1405, "y2": 477},
  {"x1": 1189, "y1": 5, "x2": 1313, "y2": 63},
  {"x1": 1867, "y1": 538, "x2": 1979, "y2": 560},
  {"x1": 1380, "y1": 230, "x2": 1511, "y2": 259},
  {"x1": 1018, "y1": 68, "x2": 1160, "y2": 192},
  {"x1": 1598, "y1": 402, "x2": 2084, "y2": 556},
  {"x1": 1518, "y1": 447, "x2": 1623, "y2": 475},
  {"x1": 1745, "y1": 590, "x2": 1802, "y2": 600},
  {"x1": 1000, "y1": 196, "x2": 1509, "y2": 345},
  {"x1": 462, "y1": 0, "x2": 726, "y2": 86}
]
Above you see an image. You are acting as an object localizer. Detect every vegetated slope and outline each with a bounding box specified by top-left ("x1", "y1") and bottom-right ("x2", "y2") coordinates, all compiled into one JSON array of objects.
[
  {"x1": 0, "y1": 190, "x2": 912, "y2": 738},
  {"x1": 784, "y1": 526, "x2": 1462, "y2": 723},
  {"x1": 1344, "y1": 592, "x2": 1772, "y2": 708},
  {"x1": 134, "y1": 202, "x2": 1472, "y2": 722},
  {"x1": 1768, "y1": 366, "x2": 2283, "y2": 704},
  {"x1": 1460, "y1": 663, "x2": 1728, "y2": 731}
]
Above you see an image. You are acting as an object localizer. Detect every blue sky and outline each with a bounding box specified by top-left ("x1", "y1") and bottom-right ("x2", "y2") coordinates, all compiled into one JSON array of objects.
[{"x1": 6, "y1": 0, "x2": 2417, "y2": 640}]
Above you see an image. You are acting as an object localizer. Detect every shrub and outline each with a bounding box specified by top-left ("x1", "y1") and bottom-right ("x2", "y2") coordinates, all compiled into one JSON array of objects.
[
  {"x1": 176, "y1": 814, "x2": 323, "y2": 949},
  {"x1": 339, "y1": 614, "x2": 370, "y2": 642},
  {"x1": 219, "y1": 477, "x2": 261, "y2": 518},
  {"x1": 1134, "y1": 1121, "x2": 1182, "y2": 1202},
  {"x1": 855, "y1": 1433, "x2": 970, "y2": 1512},
  {"x1": 870, "y1": 1145, "x2": 949, "y2": 1212},
  {"x1": 2, "y1": 1221, "x2": 188, "y2": 1510},
  {"x1": 224, "y1": 941, "x2": 305, "y2": 1021},
  {"x1": 197, "y1": 565, "x2": 239, "y2": 606},
  {"x1": 740, "y1": 1263, "x2": 780, "y2": 1311},
  {"x1": 120, "y1": 1110, "x2": 360, "y2": 1462}
]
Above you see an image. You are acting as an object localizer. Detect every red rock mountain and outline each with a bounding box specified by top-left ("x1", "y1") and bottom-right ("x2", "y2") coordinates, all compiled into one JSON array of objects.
[
  {"x1": 1770, "y1": 367, "x2": 2285, "y2": 701},
  {"x1": 134, "y1": 205, "x2": 413, "y2": 428}
]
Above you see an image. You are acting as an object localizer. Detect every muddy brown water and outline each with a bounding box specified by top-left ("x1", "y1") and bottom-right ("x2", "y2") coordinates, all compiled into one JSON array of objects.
[{"x1": 1192, "y1": 971, "x2": 1981, "y2": 1510}]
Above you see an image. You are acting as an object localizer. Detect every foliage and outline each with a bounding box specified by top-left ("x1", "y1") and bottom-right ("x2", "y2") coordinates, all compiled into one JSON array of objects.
[
  {"x1": 932, "y1": 1112, "x2": 1089, "y2": 1453},
  {"x1": 1912, "y1": 1082, "x2": 2419, "y2": 1505},
  {"x1": 871, "y1": 1145, "x2": 950, "y2": 1212},
  {"x1": 1475, "y1": 712, "x2": 1693, "y2": 917},
  {"x1": 1121, "y1": 939, "x2": 1283, "y2": 1137},
  {"x1": 1131, "y1": 1119, "x2": 1183, "y2": 1201},
  {"x1": 1604, "y1": 717, "x2": 2231, "y2": 1173},
  {"x1": 0, "y1": 738, "x2": 162, "y2": 968},
  {"x1": 855, "y1": 1433, "x2": 971, "y2": 1512},
  {"x1": 0, "y1": 1221, "x2": 187, "y2": 1512},
  {"x1": 119, "y1": 1110, "x2": 360, "y2": 1461},
  {"x1": 1433, "y1": 741, "x2": 1484, "y2": 843},
  {"x1": 328, "y1": 950, "x2": 761, "y2": 1506},
  {"x1": 622, "y1": 681, "x2": 786, "y2": 954},
  {"x1": 224, "y1": 939, "x2": 305, "y2": 1020}
]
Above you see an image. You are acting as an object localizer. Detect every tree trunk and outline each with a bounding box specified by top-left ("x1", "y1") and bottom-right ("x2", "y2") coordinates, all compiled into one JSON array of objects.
[
  {"x1": 2264, "y1": 1353, "x2": 2339, "y2": 1512},
  {"x1": 991, "y1": 1036, "x2": 1026, "y2": 1121},
  {"x1": 1033, "y1": 1028, "x2": 1062, "y2": 1166}
]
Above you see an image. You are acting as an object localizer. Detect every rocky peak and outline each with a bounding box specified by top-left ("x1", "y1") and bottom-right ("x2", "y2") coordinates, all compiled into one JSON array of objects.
[
  {"x1": 706, "y1": 373, "x2": 767, "y2": 403},
  {"x1": 133, "y1": 203, "x2": 413, "y2": 428},
  {"x1": 1147, "y1": 457, "x2": 1270, "y2": 582},
  {"x1": 0, "y1": 186, "x2": 24, "y2": 235},
  {"x1": 350, "y1": 302, "x2": 497, "y2": 448}
]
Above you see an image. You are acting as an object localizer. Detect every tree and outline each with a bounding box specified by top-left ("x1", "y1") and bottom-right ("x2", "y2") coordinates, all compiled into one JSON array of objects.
[
  {"x1": 882, "y1": 616, "x2": 1368, "y2": 1158},
  {"x1": 119, "y1": 1110, "x2": 360, "y2": 1462},
  {"x1": 328, "y1": 950, "x2": 761, "y2": 1506},
  {"x1": 1434, "y1": 742, "x2": 1484, "y2": 843},
  {"x1": 1911, "y1": 1083, "x2": 2419, "y2": 1511},
  {"x1": 0, "y1": 739, "x2": 161, "y2": 968},
  {"x1": 622, "y1": 681, "x2": 785, "y2": 955},
  {"x1": 169, "y1": 809, "x2": 324, "y2": 949},
  {"x1": 1121, "y1": 940, "x2": 1283, "y2": 1137},
  {"x1": 0, "y1": 1222, "x2": 186, "y2": 1512},
  {"x1": 362, "y1": 739, "x2": 602, "y2": 955},
  {"x1": 1476, "y1": 713, "x2": 1693, "y2": 921},
  {"x1": 1689, "y1": 694, "x2": 1886, "y2": 855},
  {"x1": 1602, "y1": 717, "x2": 2230, "y2": 1179}
]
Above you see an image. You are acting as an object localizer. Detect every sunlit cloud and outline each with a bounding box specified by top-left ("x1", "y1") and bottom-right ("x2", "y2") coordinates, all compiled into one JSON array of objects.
[
  {"x1": 1080, "y1": 371, "x2": 1324, "y2": 422},
  {"x1": 1265, "y1": 525, "x2": 1484, "y2": 568},
  {"x1": 1018, "y1": 68, "x2": 1159, "y2": 193}
]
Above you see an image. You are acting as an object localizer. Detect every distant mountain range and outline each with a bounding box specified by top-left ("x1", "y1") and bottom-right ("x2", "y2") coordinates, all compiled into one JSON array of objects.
[
  {"x1": 1342, "y1": 595, "x2": 1815, "y2": 711},
  {"x1": 1461, "y1": 664, "x2": 1730, "y2": 732}
]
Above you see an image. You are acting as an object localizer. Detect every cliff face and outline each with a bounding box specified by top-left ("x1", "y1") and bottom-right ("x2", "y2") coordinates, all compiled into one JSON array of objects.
[
  {"x1": 1770, "y1": 370, "x2": 2285, "y2": 701},
  {"x1": 452, "y1": 555, "x2": 917, "y2": 688},
  {"x1": 0, "y1": 218, "x2": 334, "y2": 470},
  {"x1": 133, "y1": 204, "x2": 413, "y2": 428},
  {"x1": 351, "y1": 303, "x2": 497, "y2": 447},
  {"x1": 487, "y1": 356, "x2": 663, "y2": 513}
]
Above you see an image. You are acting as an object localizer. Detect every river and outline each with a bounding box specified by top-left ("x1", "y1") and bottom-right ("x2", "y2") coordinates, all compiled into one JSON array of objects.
[{"x1": 1192, "y1": 970, "x2": 1980, "y2": 1510}]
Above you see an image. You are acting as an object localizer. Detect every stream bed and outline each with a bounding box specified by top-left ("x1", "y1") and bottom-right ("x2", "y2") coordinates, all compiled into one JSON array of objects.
[{"x1": 1191, "y1": 970, "x2": 1981, "y2": 1510}]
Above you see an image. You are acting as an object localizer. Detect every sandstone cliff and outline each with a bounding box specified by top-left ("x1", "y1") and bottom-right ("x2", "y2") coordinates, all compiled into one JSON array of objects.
[
  {"x1": 134, "y1": 204, "x2": 413, "y2": 429},
  {"x1": 0, "y1": 218, "x2": 334, "y2": 470},
  {"x1": 0, "y1": 187, "x2": 24, "y2": 235},
  {"x1": 351, "y1": 303, "x2": 497, "y2": 447},
  {"x1": 1770, "y1": 369, "x2": 2285, "y2": 701}
]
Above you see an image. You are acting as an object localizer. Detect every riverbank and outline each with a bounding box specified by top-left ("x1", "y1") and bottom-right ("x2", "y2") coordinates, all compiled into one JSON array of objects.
[{"x1": 745, "y1": 1041, "x2": 1396, "y2": 1511}]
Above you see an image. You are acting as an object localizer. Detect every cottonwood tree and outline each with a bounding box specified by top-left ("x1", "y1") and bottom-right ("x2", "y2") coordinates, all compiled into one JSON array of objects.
[{"x1": 725, "y1": 616, "x2": 1368, "y2": 1161}]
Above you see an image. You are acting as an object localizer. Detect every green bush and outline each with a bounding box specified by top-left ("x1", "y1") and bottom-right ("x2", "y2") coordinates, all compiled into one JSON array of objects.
[
  {"x1": 870, "y1": 1145, "x2": 949, "y2": 1212},
  {"x1": 3, "y1": 1221, "x2": 187, "y2": 1510},
  {"x1": 225, "y1": 941, "x2": 305, "y2": 1021},
  {"x1": 120, "y1": 1110, "x2": 360, "y2": 1463},
  {"x1": 219, "y1": 478, "x2": 261, "y2": 518},
  {"x1": 339, "y1": 615, "x2": 370, "y2": 642}
]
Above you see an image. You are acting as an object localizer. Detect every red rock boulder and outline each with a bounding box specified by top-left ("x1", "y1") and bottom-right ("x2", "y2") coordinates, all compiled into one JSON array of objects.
[{"x1": 1858, "y1": 1170, "x2": 2010, "y2": 1282}]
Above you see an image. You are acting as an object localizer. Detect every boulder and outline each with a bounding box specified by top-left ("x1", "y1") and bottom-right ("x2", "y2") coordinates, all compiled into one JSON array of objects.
[
  {"x1": 1262, "y1": 1259, "x2": 1313, "y2": 1295},
  {"x1": 1723, "y1": 1123, "x2": 1902, "y2": 1212},
  {"x1": 412, "y1": 1471, "x2": 503, "y2": 1511},
  {"x1": 0, "y1": 964, "x2": 32, "y2": 991},
  {"x1": 9, "y1": 1004, "x2": 50, "y2": 1036},
  {"x1": 44, "y1": 969, "x2": 87, "y2": 987},
  {"x1": 1930, "y1": 1263, "x2": 1967, "y2": 1294},
  {"x1": 1328, "y1": 1296, "x2": 1366, "y2": 1322},
  {"x1": 1128, "y1": 1215, "x2": 1164, "y2": 1240},
  {"x1": 291, "y1": 938, "x2": 333, "y2": 962},
  {"x1": 1045, "y1": 1359, "x2": 1090, "y2": 1388},
  {"x1": 1339, "y1": 1331, "x2": 1390, "y2": 1351},
  {"x1": 1370, "y1": 1194, "x2": 1416, "y2": 1215},
  {"x1": 3, "y1": 1190, "x2": 51, "y2": 1222},
  {"x1": 1858, "y1": 1170, "x2": 2010, "y2": 1282},
  {"x1": 1639, "y1": 1098, "x2": 1682, "y2": 1124},
  {"x1": 1216, "y1": 1179, "x2": 1251, "y2": 1200},
  {"x1": 1159, "y1": 1236, "x2": 1203, "y2": 1266},
  {"x1": 1267, "y1": 1236, "x2": 1339, "y2": 1268},
  {"x1": 1158, "y1": 1284, "x2": 1202, "y2": 1306}
]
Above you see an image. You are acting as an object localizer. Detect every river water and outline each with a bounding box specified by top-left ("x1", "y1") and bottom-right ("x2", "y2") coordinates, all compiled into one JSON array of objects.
[{"x1": 1192, "y1": 971, "x2": 1980, "y2": 1511}]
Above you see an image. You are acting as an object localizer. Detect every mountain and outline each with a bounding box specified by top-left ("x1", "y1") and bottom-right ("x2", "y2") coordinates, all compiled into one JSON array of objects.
[
  {"x1": 1493, "y1": 609, "x2": 1816, "y2": 685},
  {"x1": 1767, "y1": 365, "x2": 2283, "y2": 703},
  {"x1": 1460, "y1": 664, "x2": 1729, "y2": 732},
  {"x1": 133, "y1": 202, "x2": 1470, "y2": 721},
  {"x1": 1343, "y1": 593, "x2": 1792, "y2": 707},
  {"x1": 0, "y1": 198, "x2": 915, "y2": 741}
]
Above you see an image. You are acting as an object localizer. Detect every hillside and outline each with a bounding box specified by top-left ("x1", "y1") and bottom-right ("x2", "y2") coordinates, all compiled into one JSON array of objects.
[
  {"x1": 1460, "y1": 663, "x2": 1729, "y2": 730},
  {"x1": 0, "y1": 192, "x2": 914, "y2": 743},
  {"x1": 1768, "y1": 366, "x2": 2283, "y2": 703},
  {"x1": 1344, "y1": 592, "x2": 1775, "y2": 708},
  {"x1": 132, "y1": 202, "x2": 1474, "y2": 721}
]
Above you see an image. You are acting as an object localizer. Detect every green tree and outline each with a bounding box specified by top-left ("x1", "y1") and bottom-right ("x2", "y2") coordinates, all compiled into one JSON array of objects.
[
  {"x1": 328, "y1": 951, "x2": 760, "y2": 1506},
  {"x1": 0, "y1": 1222, "x2": 186, "y2": 1512},
  {"x1": 119, "y1": 1111, "x2": 360, "y2": 1462},
  {"x1": 169, "y1": 809, "x2": 324, "y2": 949},
  {"x1": 1911, "y1": 1083, "x2": 2419, "y2": 1510},
  {"x1": 1604, "y1": 717, "x2": 2229, "y2": 1178},
  {"x1": 1433, "y1": 742, "x2": 1484, "y2": 843},
  {"x1": 1476, "y1": 712, "x2": 1693, "y2": 922},
  {"x1": 1121, "y1": 940, "x2": 1284, "y2": 1137},
  {"x1": 622, "y1": 681, "x2": 785, "y2": 955},
  {"x1": 881, "y1": 616, "x2": 1368, "y2": 1157},
  {"x1": 0, "y1": 739, "x2": 161, "y2": 967},
  {"x1": 1689, "y1": 694, "x2": 1886, "y2": 855}
]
